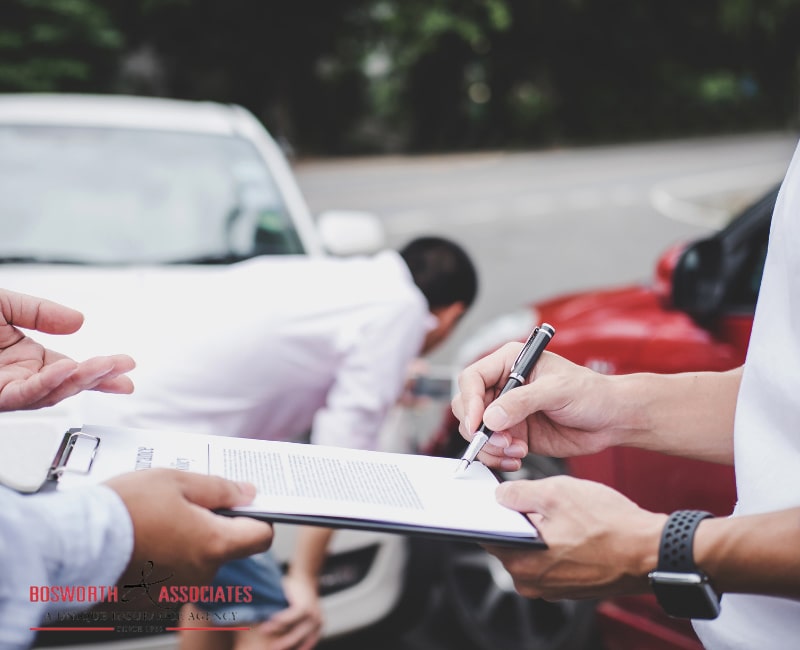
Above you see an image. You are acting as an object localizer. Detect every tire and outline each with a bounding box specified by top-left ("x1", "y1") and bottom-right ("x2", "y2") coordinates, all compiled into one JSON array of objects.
[
  {"x1": 439, "y1": 455, "x2": 598, "y2": 650},
  {"x1": 379, "y1": 535, "x2": 445, "y2": 633}
]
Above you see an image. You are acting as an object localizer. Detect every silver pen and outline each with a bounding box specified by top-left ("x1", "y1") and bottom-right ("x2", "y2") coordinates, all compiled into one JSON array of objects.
[{"x1": 454, "y1": 323, "x2": 555, "y2": 475}]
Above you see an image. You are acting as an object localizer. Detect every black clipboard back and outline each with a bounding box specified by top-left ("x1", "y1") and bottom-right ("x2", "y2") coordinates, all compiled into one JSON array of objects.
[{"x1": 217, "y1": 509, "x2": 547, "y2": 549}]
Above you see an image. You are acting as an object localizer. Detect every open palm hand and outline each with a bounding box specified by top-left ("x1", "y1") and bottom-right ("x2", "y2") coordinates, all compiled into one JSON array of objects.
[{"x1": 0, "y1": 289, "x2": 135, "y2": 412}]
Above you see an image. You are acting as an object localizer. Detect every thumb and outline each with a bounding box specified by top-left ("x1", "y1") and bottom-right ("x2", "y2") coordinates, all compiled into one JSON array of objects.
[
  {"x1": 206, "y1": 514, "x2": 274, "y2": 559},
  {"x1": 177, "y1": 474, "x2": 273, "y2": 557},
  {"x1": 1, "y1": 291, "x2": 85, "y2": 334},
  {"x1": 483, "y1": 373, "x2": 566, "y2": 431},
  {"x1": 496, "y1": 477, "x2": 565, "y2": 516},
  {"x1": 1, "y1": 358, "x2": 77, "y2": 409},
  {"x1": 178, "y1": 472, "x2": 258, "y2": 510}
]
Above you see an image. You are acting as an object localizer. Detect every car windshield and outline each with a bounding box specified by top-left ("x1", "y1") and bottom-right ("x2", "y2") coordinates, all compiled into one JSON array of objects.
[{"x1": 0, "y1": 125, "x2": 305, "y2": 264}]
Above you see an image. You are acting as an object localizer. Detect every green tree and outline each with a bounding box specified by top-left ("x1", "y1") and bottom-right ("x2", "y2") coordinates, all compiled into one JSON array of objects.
[
  {"x1": 0, "y1": 0, "x2": 797, "y2": 153},
  {"x1": 109, "y1": 0, "x2": 371, "y2": 154},
  {"x1": 0, "y1": 0, "x2": 123, "y2": 92},
  {"x1": 351, "y1": 0, "x2": 512, "y2": 151}
]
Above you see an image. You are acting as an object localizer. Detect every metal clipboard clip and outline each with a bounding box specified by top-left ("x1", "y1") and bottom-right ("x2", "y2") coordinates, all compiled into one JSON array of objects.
[{"x1": 48, "y1": 428, "x2": 101, "y2": 480}]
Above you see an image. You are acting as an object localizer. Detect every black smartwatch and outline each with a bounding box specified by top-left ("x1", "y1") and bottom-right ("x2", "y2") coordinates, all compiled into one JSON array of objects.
[{"x1": 648, "y1": 510, "x2": 721, "y2": 620}]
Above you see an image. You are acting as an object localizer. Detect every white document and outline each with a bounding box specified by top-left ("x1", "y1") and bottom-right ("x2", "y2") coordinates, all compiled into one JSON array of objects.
[{"x1": 54, "y1": 425, "x2": 542, "y2": 546}]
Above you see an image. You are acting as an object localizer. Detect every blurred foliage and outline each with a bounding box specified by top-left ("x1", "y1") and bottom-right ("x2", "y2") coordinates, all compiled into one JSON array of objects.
[
  {"x1": 352, "y1": 0, "x2": 513, "y2": 150},
  {"x1": 0, "y1": 0, "x2": 123, "y2": 91},
  {"x1": 0, "y1": 0, "x2": 799, "y2": 153}
]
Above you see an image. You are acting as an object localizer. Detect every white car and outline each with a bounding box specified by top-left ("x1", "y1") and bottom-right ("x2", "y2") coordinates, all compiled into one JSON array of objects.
[{"x1": 0, "y1": 93, "x2": 415, "y2": 649}]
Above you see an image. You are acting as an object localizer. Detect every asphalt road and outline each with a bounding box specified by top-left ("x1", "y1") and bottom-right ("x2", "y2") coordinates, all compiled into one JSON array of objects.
[
  {"x1": 295, "y1": 131, "x2": 797, "y2": 368},
  {"x1": 295, "y1": 131, "x2": 798, "y2": 650}
]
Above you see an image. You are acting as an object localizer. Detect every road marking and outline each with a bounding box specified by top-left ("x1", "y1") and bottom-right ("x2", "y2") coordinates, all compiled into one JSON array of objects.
[
  {"x1": 386, "y1": 184, "x2": 643, "y2": 233},
  {"x1": 649, "y1": 162, "x2": 787, "y2": 227}
]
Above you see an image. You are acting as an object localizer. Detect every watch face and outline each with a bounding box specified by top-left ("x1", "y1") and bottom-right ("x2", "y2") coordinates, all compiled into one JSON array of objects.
[{"x1": 649, "y1": 572, "x2": 721, "y2": 620}]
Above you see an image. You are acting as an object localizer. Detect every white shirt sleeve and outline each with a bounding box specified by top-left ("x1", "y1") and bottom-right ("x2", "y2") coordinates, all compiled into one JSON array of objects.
[
  {"x1": 310, "y1": 292, "x2": 430, "y2": 450},
  {"x1": 0, "y1": 484, "x2": 133, "y2": 649}
]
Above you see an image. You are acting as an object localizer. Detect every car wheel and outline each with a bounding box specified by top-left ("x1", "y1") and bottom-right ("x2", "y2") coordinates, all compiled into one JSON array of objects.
[
  {"x1": 440, "y1": 455, "x2": 598, "y2": 650},
  {"x1": 379, "y1": 535, "x2": 444, "y2": 632}
]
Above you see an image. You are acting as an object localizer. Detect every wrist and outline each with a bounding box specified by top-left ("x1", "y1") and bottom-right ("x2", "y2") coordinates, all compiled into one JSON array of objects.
[
  {"x1": 648, "y1": 510, "x2": 721, "y2": 619},
  {"x1": 606, "y1": 374, "x2": 653, "y2": 447},
  {"x1": 634, "y1": 512, "x2": 669, "y2": 582},
  {"x1": 286, "y1": 566, "x2": 321, "y2": 586},
  {"x1": 31, "y1": 486, "x2": 134, "y2": 586}
]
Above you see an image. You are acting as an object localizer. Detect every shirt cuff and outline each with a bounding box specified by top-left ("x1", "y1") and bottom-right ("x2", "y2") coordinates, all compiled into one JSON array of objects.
[{"x1": 27, "y1": 485, "x2": 134, "y2": 589}]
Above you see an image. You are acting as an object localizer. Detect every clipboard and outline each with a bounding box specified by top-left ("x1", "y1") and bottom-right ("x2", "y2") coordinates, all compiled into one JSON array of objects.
[
  {"x1": 0, "y1": 420, "x2": 100, "y2": 493},
  {"x1": 214, "y1": 508, "x2": 545, "y2": 548},
  {"x1": 31, "y1": 424, "x2": 547, "y2": 549}
]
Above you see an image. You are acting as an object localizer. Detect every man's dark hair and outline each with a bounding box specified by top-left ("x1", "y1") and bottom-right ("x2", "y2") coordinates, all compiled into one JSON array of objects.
[{"x1": 399, "y1": 236, "x2": 478, "y2": 310}]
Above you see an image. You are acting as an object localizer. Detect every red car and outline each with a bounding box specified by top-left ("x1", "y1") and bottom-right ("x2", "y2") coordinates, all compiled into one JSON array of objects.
[{"x1": 424, "y1": 186, "x2": 777, "y2": 650}]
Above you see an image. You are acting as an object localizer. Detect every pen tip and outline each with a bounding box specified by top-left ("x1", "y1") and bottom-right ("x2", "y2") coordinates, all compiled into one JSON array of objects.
[{"x1": 453, "y1": 459, "x2": 470, "y2": 477}]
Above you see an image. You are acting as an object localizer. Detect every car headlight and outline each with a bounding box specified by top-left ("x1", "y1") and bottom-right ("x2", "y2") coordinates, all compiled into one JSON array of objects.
[{"x1": 317, "y1": 544, "x2": 380, "y2": 596}]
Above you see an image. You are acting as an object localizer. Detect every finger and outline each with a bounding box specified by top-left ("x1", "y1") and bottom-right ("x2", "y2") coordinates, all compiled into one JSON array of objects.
[
  {"x1": 84, "y1": 355, "x2": 136, "y2": 393},
  {"x1": 496, "y1": 480, "x2": 542, "y2": 513},
  {"x1": 490, "y1": 455, "x2": 523, "y2": 472},
  {"x1": 206, "y1": 515, "x2": 274, "y2": 558},
  {"x1": 264, "y1": 616, "x2": 321, "y2": 650},
  {"x1": 255, "y1": 620, "x2": 287, "y2": 637},
  {"x1": 260, "y1": 603, "x2": 304, "y2": 632},
  {"x1": 464, "y1": 434, "x2": 524, "y2": 472},
  {"x1": 0, "y1": 290, "x2": 84, "y2": 335},
  {"x1": 471, "y1": 429, "x2": 528, "y2": 471},
  {"x1": 185, "y1": 499, "x2": 274, "y2": 562},
  {"x1": 95, "y1": 354, "x2": 136, "y2": 374},
  {"x1": 0, "y1": 358, "x2": 78, "y2": 411},
  {"x1": 455, "y1": 342, "x2": 522, "y2": 435},
  {"x1": 483, "y1": 364, "x2": 564, "y2": 432},
  {"x1": 70, "y1": 355, "x2": 136, "y2": 386},
  {"x1": 450, "y1": 394, "x2": 468, "y2": 435},
  {"x1": 94, "y1": 374, "x2": 135, "y2": 394},
  {"x1": 299, "y1": 630, "x2": 322, "y2": 650},
  {"x1": 24, "y1": 357, "x2": 130, "y2": 409},
  {"x1": 277, "y1": 621, "x2": 321, "y2": 650},
  {"x1": 476, "y1": 435, "x2": 510, "y2": 457},
  {"x1": 504, "y1": 438, "x2": 528, "y2": 458},
  {"x1": 458, "y1": 342, "x2": 522, "y2": 394},
  {"x1": 495, "y1": 477, "x2": 566, "y2": 516},
  {"x1": 178, "y1": 472, "x2": 259, "y2": 510}
]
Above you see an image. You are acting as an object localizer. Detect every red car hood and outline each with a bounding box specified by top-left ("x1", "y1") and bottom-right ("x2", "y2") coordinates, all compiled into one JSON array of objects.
[
  {"x1": 537, "y1": 283, "x2": 660, "y2": 323},
  {"x1": 534, "y1": 283, "x2": 741, "y2": 375}
]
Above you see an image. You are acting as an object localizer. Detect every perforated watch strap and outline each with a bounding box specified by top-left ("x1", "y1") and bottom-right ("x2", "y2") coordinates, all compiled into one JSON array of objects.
[{"x1": 657, "y1": 509, "x2": 713, "y2": 572}]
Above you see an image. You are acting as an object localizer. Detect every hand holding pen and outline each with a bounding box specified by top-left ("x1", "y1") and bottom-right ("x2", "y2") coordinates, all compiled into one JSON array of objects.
[{"x1": 455, "y1": 323, "x2": 555, "y2": 475}]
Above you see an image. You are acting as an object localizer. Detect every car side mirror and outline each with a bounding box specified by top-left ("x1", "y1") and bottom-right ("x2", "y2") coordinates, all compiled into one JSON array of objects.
[
  {"x1": 317, "y1": 210, "x2": 386, "y2": 256},
  {"x1": 671, "y1": 238, "x2": 724, "y2": 323},
  {"x1": 653, "y1": 242, "x2": 688, "y2": 307}
]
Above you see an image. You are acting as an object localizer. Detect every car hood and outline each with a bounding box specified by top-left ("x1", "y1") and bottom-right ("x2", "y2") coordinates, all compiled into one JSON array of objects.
[
  {"x1": 536, "y1": 283, "x2": 660, "y2": 326},
  {"x1": 453, "y1": 284, "x2": 662, "y2": 371},
  {"x1": 536, "y1": 283, "x2": 741, "y2": 374},
  {"x1": 456, "y1": 279, "x2": 736, "y2": 378}
]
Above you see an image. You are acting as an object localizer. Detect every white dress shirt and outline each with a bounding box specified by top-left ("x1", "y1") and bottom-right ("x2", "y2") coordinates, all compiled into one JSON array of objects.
[
  {"x1": 0, "y1": 485, "x2": 132, "y2": 649},
  {"x1": 2, "y1": 250, "x2": 433, "y2": 450}
]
